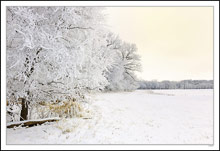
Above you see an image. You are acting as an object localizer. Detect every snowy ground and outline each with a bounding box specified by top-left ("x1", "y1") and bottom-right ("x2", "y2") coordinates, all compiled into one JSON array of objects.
[{"x1": 7, "y1": 89, "x2": 213, "y2": 144}]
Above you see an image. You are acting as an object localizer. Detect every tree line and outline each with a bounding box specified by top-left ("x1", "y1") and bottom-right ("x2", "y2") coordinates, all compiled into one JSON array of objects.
[{"x1": 138, "y1": 80, "x2": 214, "y2": 89}]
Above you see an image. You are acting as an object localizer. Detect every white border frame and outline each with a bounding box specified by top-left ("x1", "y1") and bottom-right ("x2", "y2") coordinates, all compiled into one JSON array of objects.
[{"x1": 1, "y1": 1, "x2": 219, "y2": 150}]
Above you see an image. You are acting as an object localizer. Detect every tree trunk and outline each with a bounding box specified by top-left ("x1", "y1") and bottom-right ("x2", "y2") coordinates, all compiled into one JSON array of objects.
[{"x1": 20, "y1": 98, "x2": 28, "y2": 121}]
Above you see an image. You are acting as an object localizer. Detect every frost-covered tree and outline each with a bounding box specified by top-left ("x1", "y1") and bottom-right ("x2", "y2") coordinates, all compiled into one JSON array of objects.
[
  {"x1": 104, "y1": 33, "x2": 141, "y2": 91},
  {"x1": 6, "y1": 6, "x2": 141, "y2": 121},
  {"x1": 6, "y1": 6, "x2": 115, "y2": 120}
]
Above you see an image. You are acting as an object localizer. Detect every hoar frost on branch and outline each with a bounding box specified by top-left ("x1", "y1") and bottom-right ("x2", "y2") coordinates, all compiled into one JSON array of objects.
[
  {"x1": 6, "y1": 6, "x2": 141, "y2": 121},
  {"x1": 104, "y1": 33, "x2": 142, "y2": 91}
]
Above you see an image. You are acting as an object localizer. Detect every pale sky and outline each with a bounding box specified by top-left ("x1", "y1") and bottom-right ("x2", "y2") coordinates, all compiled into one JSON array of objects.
[{"x1": 104, "y1": 7, "x2": 213, "y2": 81}]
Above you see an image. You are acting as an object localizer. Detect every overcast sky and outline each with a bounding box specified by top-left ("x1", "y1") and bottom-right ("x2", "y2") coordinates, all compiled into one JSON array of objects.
[{"x1": 104, "y1": 7, "x2": 213, "y2": 81}]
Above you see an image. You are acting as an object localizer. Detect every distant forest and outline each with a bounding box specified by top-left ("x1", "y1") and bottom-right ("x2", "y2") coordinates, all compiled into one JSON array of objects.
[{"x1": 138, "y1": 80, "x2": 213, "y2": 89}]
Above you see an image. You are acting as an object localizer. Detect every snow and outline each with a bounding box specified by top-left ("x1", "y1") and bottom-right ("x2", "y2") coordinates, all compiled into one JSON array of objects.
[{"x1": 7, "y1": 89, "x2": 213, "y2": 144}]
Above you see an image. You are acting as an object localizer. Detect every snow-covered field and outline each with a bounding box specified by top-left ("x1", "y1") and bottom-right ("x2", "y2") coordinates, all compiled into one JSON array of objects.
[{"x1": 7, "y1": 89, "x2": 213, "y2": 144}]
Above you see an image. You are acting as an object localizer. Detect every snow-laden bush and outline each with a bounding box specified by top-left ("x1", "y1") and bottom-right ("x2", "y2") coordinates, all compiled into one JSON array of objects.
[{"x1": 6, "y1": 103, "x2": 21, "y2": 122}]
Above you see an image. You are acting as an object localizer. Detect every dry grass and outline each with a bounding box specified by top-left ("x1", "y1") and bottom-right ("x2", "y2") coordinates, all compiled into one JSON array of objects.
[
  {"x1": 36, "y1": 99, "x2": 84, "y2": 118},
  {"x1": 7, "y1": 97, "x2": 87, "y2": 122}
]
